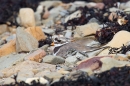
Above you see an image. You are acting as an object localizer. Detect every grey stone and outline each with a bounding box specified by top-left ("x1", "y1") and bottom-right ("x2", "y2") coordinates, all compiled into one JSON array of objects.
[
  {"x1": 89, "y1": 18, "x2": 100, "y2": 24},
  {"x1": 40, "y1": 44, "x2": 49, "y2": 51},
  {"x1": 65, "y1": 56, "x2": 78, "y2": 65},
  {"x1": 0, "y1": 54, "x2": 26, "y2": 70},
  {"x1": 6, "y1": 34, "x2": 16, "y2": 42},
  {"x1": 75, "y1": 52, "x2": 87, "y2": 60},
  {"x1": 42, "y1": 17, "x2": 54, "y2": 27},
  {"x1": 49, "y1": 6, "x2": 64, "y2": 19},
  {"x1": 0, "y1": 40, "x2": 6, "y2": 46},
  {"x1": 124, "y1": 8, "x2": 130, "y2": 14},
  {"x1": 16, "y1": 27, "x2": 38, "y2": 52},
  {"x1": 67, "y1": 70, "x2": 87, "y2": 80},
  {"x1": 44, "y1": 72, "x2": 63, "y2": 82},
  {"x1": 109, "y1": 7, "x2": 122, "y2": 12},
  {"x1": 35, "y1": 12, "x2": 42, "y2": 26},
  {"x1": 42, "y1": 28, "x2": 55, "y2": 35},
  {"x1": 43, "y1": 55, "x2": 65, "y2": 64},
  {"x1": 64, "y1": 30, "x2": 72, "y2": 39},
  {"x1": 87, "y1": 49, "x2": 103, "y2": 57}
]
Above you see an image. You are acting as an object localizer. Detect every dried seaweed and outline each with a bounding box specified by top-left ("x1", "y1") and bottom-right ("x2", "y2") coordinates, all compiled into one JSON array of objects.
[
  {"x1": 109, "y1": 44, "x2": 130, "y2": 54},
  {"x1": 95, "y1": 13, "x2": 130, "y2": 44},
  {"x1": 52, "y1": 66, "x2": 130, "y2": 86}
]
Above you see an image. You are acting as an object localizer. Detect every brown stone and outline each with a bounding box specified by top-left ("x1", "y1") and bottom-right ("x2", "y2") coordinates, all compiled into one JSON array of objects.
[
  {"x1": 19, "y1": 8, "x2": 35, "y2": 27},
  {"x1": 0, "y1": 40, "x2": 16, "y2": 57},
  {"x1": 26, "y1": 27, "x2": 46, "y2": 41},
  {"x1": 25, "y1": 49, "x2": 46, "y2": 62},
  {"x1": 0, "y1": 24, "x2": 9, "y2": 35},
  {"x1": 8, "y1": 26, "x2": 16, "y2": 34},
  {"x1": 43, "y1": 10, "x2": 50, "y2": 19},
  {"x1": 74, "y1": 23, "x2": 100, "y2": 37}
]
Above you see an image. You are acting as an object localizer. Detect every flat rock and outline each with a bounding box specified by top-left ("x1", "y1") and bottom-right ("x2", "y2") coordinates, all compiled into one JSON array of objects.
[
  {"x1": 0, "y1": 60, "x2": 56, "y2": 78},
  {"x1": 35, "y1": 70, "x2": 51, "y2": 77},
  {"x1": 16, "y1": 27, "x2": 38, "y2": 52},
  {"x1": 0, "y1": 40, "x2": 16, "y2": 57},
  {"x1": 0, "y1": 54, "x2": 26, "y2": 70},
  {"x1": 43, "y1": 55, "x2": 65, "y2": 64},
  {"x1": 0, "y1": 24, "x2": 9, "y2": 35},
  {"x1": 0, "y1": 77, "x2": 15, "y2": 85},
  {"x1": 19, "y1": 8, "x2": 35, "y2": 27},
  {"x1": 17, "y1": 70, "x2": 34, "y2": 82},
  {"x1": 113, "y1": 54, "x2": 128, "y2": 61},
  {"x1": 99, "y1": 31, "x2": 130, "y2": 55},
  {"x1": 44, "y1": 72, "x2": 63, "y2": 82},
  {"x1": 100, "y1": 57, "x2": 129, "y2": 72},
  {"x1": 74, "y1": 23, "x2": 100, "y2": 37},
  {"x1": 25, "y1": 49, "x2": 46, "y2": 62},
  {"x1": 26, "y1": 27, "x2": 46, "y2": 41}
]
